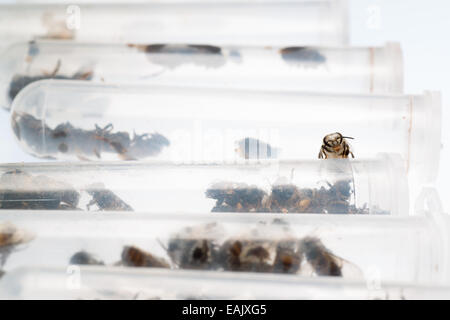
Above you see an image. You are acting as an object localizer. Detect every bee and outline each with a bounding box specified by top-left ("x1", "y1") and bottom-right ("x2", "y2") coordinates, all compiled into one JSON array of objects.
[
  {"x1": 219, "y1": 221, "x2": 303, "y2": 274},
  {"x1": 69, "y1": 250, "x2": 105, "y2": 266},
  {"x1": 219, "y1": 239, "x2": 276, "y2": 273},
  {"x1": 85, "y1": 183, "x2": 133, "y2": 211},
  {"x1": 8, "y1": 60, "x2": 93, "y2": 103},
  {"x1": 299, "y1": 237, "x2": 344, "y2": 276},
  {"x1": 280, "y1": 47, "x2": 326, "y2": 68},
  {"x1": 121, "y1": 245, "x2": 170, "y2": 269},
  {"x1": 166, "y1": 223, "x2": 223, "y2": 270},
  {"x1": 11, "y1": 112, "x2": 54, "y2": 156},
  {"x1": 0, "y1": 222, "x2": 34, "y2": 267},
  {"x1": 15, "y1": 112, "x2": 170, "y2": 161},
  {"x1": 318, "y1": 132, "x2": 354, "y2": 159},
  {"x1": 272, "y1": 239, "x2": 303, "y2": 274},
  {"x1": 124, "y1": 132, "x2": 170, "y2": 160},
  {"x1": 127, "y1": 43, "x2": 225, "y2": 69},
  {"x1": 205, "y1": 182, "x2": 267, "y2": 212}
]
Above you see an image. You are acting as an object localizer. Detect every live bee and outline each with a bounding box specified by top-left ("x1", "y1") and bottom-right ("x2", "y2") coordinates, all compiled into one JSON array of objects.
[{"x1": 319, "y1": 132, "x2": 354, "y2": 159}]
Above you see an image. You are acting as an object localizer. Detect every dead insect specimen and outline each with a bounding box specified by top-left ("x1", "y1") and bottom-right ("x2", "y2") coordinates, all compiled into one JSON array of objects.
[
  {"x1": 11, "y1": 112, "x2": 54, "y2": 157},
  {"x1": 8, "y1": 60, "x2": 93, "y2": 103},
  {"x1": 262, "y1": 184, "x2": 303, "y2": 213},
  {"x1": 85, "y1": 183, "x2": 133, "y2": 212},
  {"x1": 0, "y1": 169, "x2": 80, "y2": 210},
  {"x1": 121, "y1": 245, "x2": 170, "y2": 269},
  {"x1": 127, "y1": 43, "x2": 226, "y2": 69},
  {"x1": 219, "y1": 222, "x2": 302, "y2": 274},
  {"x1": 13, "y1": 112, "x2": 170, "y2": 160},
  {"x1": 299, "y1": 237, "x2": 344, "y2": 277},
  {"x1": 219, "y1": 239, "x2": 276, "y2": 273},
  {"x1": 206, "y1": 182, "x2": 267, "y2": 212},
  {"x1": 0, "y1": 222, "x2": 34, "y2": 267},
  {"x1": 272, "y1": 239, "x2": 303, "y2": 274},
  {"x1": 318, "y1": 132, "x2": 355, "y2": 159},
  {"x1": 235, "y1": 137, "x2": 280, "y2": 160},
  {"x1": 206, "y1": 178, "x2": 362, "y2": 214},
  {"x1": 69, "y1": 250, "x2": 105, "y2": 266},
  {"x1": 280, "y1": 47, "x2": 326, "y2": 67},
  {"x1": 166, "y1": 223, "x2": 223, "y2": 270},
  {"x1": 124, "y1": 132, "x2": 170, "y2": 160}
]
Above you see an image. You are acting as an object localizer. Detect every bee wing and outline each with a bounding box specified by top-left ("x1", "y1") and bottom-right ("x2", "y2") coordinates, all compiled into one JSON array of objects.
[
  {"x1": 326, "y1": 252, "x2": 364, "y2": 280},
  {"x1": 297, "y1": 250, "x2": 364, "y2": 280}
]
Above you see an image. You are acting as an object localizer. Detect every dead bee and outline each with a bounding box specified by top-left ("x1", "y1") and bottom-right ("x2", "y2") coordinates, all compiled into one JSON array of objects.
[
  {"x1": 0, "y1": 222, "x2": 34, "y2": 267},
  {"x1": 69, "y1": 250, "x2": 105, "y2": 266},
  {"x1": 85, "y1": 183, "x2": 133, "y2": 211},
  {"x1": 206, "y1": 182, "x2": 267, "y2": 212},
  {"x1": 0, "y1": 169, "x2": 80, "y2": 210},
  {"x1": 121, "y1": 245, "x2": 170, "y2": 269},
  {"x1": 273, "y1": 239, "x2": 303, "y2": 274},
  {"x1": 123, "y1": 132, "x2": 170, "y2": 160},
  {"x1": 8, "y1": 60, "x2": 93, "y2": 103},
  {"x1": 262, "y1": 184, "x2": 301, "y2": 213},
  {"x1": 206, "y1": 179, "x2": 359, "y2": 214},
  {"x1": 166, "y1": 223, "x2": 223, "y2": 270},
  {"x1": 219, "y1": 239, "x2": 276, "y2": 273},
  {"x1": 11, "y1": 112, "x2": 54, "y2": 156},
  {"x1": 235, "y1": 137, "x2": 280, "y2": 160},
  {"x1": 319, "y1": 132, "x2": 355, "y2": 159},
  {"x1": 14, "y1": 112, "x2": 170, "y2": 160},
  {"x1": 299, "y1": 237, "x2": 343, "y2": 276},
  {"x1": 280, "y1": 47, "x2": 326, "y2": 67},
  {"x1": 219, "y1": 222, "x2": 302, "y2": 274},
  {"x1": 127, "y1": 43, "x2": 225, "y2": 69}
]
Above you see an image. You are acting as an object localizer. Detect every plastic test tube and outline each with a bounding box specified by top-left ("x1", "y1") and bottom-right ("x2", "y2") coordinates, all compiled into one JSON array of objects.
[
  {"x1": 10, "y1": 80, "x2": 441, "y2": 185},
  {"x1": 2, "y1": 266, "x2": 450, "y2": 300},
  {"x1": 0, "y1": 155, "x2": 407, "y2": 215},
  {"x1": 1, "y1": 40, "x2": 403, "y2": 106},
  {"x1": 0, "y1": 206, "x2": 447, "y2": 289},
  {"x1": 0, "y1": 1, "x2": 348, "y2": 50},
  {"x1": 0, "y1": 41, "x2": 403, "y2": 109}
]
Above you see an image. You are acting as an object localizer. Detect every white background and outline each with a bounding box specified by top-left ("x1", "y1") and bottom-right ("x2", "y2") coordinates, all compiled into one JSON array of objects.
[{"x1": 0, "y1": 0, "x2": 448, "y2": 211}]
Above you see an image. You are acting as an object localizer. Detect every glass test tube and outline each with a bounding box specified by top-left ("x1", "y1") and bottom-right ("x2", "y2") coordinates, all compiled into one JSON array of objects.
[
  {"x1": 0, "y1": 209, "x2": 446, "y2": 287},
  {"x1": 0, "y1": 41, "x2": 403, "y2": 109},
  {"x1": 0, "y1": 1, "x2": 348, "y2": 50},
  {"x1": 10, "y1": 80, "x2": 441, "y2": 184}
]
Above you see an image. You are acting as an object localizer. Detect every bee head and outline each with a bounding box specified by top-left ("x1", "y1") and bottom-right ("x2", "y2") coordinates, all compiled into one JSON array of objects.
[{"x1": 323, "y1": 132, "x2": 353, "y2": 148}]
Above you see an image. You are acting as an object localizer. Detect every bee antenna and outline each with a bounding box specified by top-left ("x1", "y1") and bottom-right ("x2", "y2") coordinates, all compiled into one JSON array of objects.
[{"x1": 342, "y1": 136, "x2": 354, "y2": 140}]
